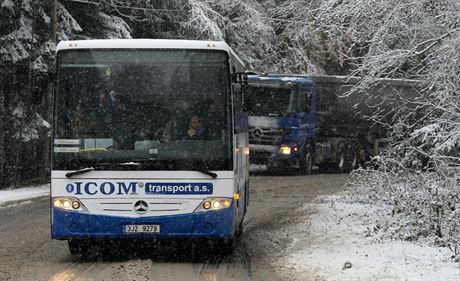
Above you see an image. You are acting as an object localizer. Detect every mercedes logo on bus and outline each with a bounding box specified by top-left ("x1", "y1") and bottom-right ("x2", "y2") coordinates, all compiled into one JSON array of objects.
[{"x1": 134, "y1": 200, "x2": 148, "y2": 215}]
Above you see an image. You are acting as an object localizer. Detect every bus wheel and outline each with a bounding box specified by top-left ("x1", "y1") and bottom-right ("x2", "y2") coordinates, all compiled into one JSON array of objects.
[
  {"x1": 236, "y1": 220, "x2": 244, "y2": 237},
  {"x1": 218, "y1": 238, "x2": 235, "y2": 256},
  {"x1": 81, "y1": 244, "x2": 98, "y2": 261},
  {"x1": 68, "y1": 240, "x2": 80, "y2": 255},
  {"x1": 69, "y1": 240, "x2": 97, "y2": 260}
]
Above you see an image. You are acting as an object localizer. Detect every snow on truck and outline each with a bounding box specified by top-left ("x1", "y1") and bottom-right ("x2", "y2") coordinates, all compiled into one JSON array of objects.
[{"x1": 246, "y1": 74, "x2": 421, "y2": 173}]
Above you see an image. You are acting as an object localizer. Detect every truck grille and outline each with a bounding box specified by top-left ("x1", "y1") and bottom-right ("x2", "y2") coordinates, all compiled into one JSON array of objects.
[{"x1": 249, "y1": 127, "x2": 285, "y2": 145}]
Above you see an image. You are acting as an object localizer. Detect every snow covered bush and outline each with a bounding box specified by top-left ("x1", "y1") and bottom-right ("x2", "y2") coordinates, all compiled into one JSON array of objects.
[{"x1": 347, "y1": 160, "x2": 460, "y2": 256}]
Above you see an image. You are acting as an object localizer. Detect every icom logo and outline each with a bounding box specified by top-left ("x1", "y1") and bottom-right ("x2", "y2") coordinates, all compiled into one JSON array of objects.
[
  {"x1": 65, "y1": 182, "x2": 138, "y2": 196},
  {"x1": 134, "y1": 200, "x2": 148, "y2": 215}
]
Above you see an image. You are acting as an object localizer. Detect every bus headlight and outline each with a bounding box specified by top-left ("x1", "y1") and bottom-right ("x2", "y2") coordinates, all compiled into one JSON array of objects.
[
  {"x1": 53, "y1": 197, "x2": 87, "y2": 212},
  {"x1": 203, "y1": 201, "x2": 212, "y2": 209},
  {"x1": 212, "y1": 200, "x2": 221, "y2": 209},
  {"x1": 195, "y1": 198, "x2": 232, "y2": 212}
]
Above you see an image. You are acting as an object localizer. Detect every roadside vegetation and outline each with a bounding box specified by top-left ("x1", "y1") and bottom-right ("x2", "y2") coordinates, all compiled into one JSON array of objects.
[{"x1": 282, "y1": 0, "x2": 460, "y2": 257}]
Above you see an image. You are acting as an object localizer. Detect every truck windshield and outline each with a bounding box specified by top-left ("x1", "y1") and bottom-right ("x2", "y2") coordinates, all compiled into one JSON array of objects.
[
  {"x1": 53, "y1": 50, "x2": 231, "y2": 171},
  {"x1": 245, "y1": 86, "x2": 292, "y2": 116}
]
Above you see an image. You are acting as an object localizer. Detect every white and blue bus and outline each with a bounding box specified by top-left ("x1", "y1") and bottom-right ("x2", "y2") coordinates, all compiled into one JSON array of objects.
[{"x1": 51, "y1": 39, "x2": 249, "y2": 255}]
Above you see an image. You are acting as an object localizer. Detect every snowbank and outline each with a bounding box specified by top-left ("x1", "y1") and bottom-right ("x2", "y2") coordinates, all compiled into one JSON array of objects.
[
  {"x1": 0, "y1": 184, "x2": 49, "y2": 206},
  {"x1": 278, "y1": 196, "x2": 460, "y2": 281}
]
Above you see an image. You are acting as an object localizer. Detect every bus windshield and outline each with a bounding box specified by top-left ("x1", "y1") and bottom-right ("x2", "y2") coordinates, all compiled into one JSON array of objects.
[{"x1": 53, "y1": 50, "x2": 231, "y2": 171}]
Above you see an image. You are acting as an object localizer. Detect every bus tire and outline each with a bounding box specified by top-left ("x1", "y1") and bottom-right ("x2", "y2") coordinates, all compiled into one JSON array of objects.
[
  {"x1": 218, "y1": 238, "x2": 235, "y2": 255},
  {"x1": 236, "y1": 220, "x2": 244, "y2": 237},
  {"x1": 224, "y1": 238, "x2": 235, "y2": 255},
  {"x1": 68, "y1": 240, "x2": 80, "y2": 255},
  {"x1": 81, "y1": 244, "x2": 98, "y2": 261},
  {"x1": 69, "y1": 239, "x2": 97, "y2": 260}
]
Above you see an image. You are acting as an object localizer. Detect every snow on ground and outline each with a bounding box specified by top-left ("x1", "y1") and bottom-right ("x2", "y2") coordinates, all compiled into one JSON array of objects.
[
  {"x1": 0, "y1": 184, "x2": 49, "y2": 206},
  {"x1": 277, "y1": 195, "x2": 460, "y2": 281}
]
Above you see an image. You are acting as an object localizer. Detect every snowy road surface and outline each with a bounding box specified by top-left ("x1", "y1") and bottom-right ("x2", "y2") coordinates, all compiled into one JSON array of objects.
[{"x1": 0, "y1": 174, "x2": 346, "y2": 281}]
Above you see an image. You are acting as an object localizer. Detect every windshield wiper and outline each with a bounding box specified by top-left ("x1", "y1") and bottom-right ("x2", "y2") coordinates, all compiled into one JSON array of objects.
[
  {"x1": 66, "y1": 162, "x2": 218, "y2": 179},
  {"x1": 65, "y1": 167, "x2": 95, "y2": 178},
  {"x1": 193, "y1": 169, "x2": 218, "y2": 179}
]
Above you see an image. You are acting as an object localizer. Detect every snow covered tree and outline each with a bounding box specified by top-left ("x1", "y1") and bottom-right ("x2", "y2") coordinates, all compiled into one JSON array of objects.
[{"x1": 281, "y1": 0, "x2": 460, "y2": 250}]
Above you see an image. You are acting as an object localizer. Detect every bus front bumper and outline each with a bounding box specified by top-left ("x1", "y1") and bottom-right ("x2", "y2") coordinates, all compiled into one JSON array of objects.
[{"x1": 51, "y1": 207, "x2": 235, "y2": 240}]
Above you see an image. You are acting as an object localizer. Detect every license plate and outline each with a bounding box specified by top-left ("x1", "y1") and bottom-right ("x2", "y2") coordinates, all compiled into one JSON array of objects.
[{"x1": 124, "y1": 224, "x2": 160, "y2": 234}]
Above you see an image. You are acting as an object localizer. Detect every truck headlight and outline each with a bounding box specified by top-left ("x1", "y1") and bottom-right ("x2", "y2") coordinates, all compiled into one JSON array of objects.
[
  {"x1": 279, "y1": 146, "x2": 291, "y2": 155},
  {"x1": 195, "y1": 198, "x2": 232, "y2": 212},
  {"x1": 53, "y1": 197, "x2": 87, "y2": 212}
]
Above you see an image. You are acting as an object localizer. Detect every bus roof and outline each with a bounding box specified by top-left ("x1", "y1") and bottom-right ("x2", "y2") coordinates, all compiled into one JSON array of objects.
[{"x1": 56, "y1": 39, "x2": 244, "y2": 66}]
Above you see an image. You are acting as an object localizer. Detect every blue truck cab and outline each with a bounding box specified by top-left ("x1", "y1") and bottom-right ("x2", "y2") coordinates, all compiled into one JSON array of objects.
[
  {"x1": 246, "y1": 74, "x2": 317, "y2": 173},
  {"x1": 246, "y1": 74, "x2": 423, "y2": 174}
]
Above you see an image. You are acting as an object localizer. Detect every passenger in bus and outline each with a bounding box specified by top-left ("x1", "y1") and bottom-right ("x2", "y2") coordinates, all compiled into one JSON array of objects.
[
  {"x1": 112, "y1": 94, "x2": 133, "y2": 149},
  {"x1": 73, "y1": 101, "x2": 95, "y2": 138},
  {"x1": 95, "y1": 90, "x2": 114, "y2": 136},
  {"x1": 162, "y1": 100, "x2": 190, "y2": 141},
  {"x1": 199, "y1": 97, "x2": 223, "y2": 140},
  {"x1": 187, "y1": 116, "x2": 206, "y2": 139}
]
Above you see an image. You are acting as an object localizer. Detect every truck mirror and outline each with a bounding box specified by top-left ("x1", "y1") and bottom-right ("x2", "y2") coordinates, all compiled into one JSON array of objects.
[
  {"x1": 305, "y1": 92, "x2": 311, "y2": 112},
  {"x1": 231, "y1": 72, "x2": 248, "y2": 84}
]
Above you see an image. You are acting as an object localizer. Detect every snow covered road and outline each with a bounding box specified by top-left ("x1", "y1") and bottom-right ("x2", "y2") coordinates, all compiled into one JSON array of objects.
[
  {"x1": 0, "y1": 174, "x2": 345, "y2": 281},
  {"x1": 2, "y1": 174, "x2": 455, "y2": 281}
]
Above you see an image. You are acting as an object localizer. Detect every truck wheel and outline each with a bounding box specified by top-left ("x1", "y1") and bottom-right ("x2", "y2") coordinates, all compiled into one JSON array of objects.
[
  {"x1": 336, "y1": 143, "x2": 346, "y2": 173},
  {"x1": 349, "y1": 144, "x2": 358, "y2": 171},
  {"x1": 350, "y1": 154, "x2": 357, "y2": 171},
  {"x1": 300, "y1": 146, "x2": 313, "y2": 175},
  {"x1": 266, "y1": 163, "x2": 277, "y2": 174}
]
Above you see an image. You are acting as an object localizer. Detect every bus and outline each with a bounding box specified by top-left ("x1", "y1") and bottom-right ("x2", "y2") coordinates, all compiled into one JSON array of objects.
[{"x1": 51, "y1": 39, "x2": 249, "y2": 255}]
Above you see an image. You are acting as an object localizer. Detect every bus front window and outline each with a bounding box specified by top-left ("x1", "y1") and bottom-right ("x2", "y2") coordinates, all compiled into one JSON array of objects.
[{"x1": 53, "y1": 50, "x2": 231, "y2": 171}]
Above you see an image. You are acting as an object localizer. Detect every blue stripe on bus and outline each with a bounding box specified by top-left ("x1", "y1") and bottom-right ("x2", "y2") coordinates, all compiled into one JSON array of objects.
[{"x1": 51, "y1": 206, "x2": 235, "y2": 239}]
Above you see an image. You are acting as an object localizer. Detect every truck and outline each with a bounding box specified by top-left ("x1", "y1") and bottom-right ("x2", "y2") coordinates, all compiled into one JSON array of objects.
[{"x1": 246, "y1": 74, "x2": 421, "y2": 174}]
